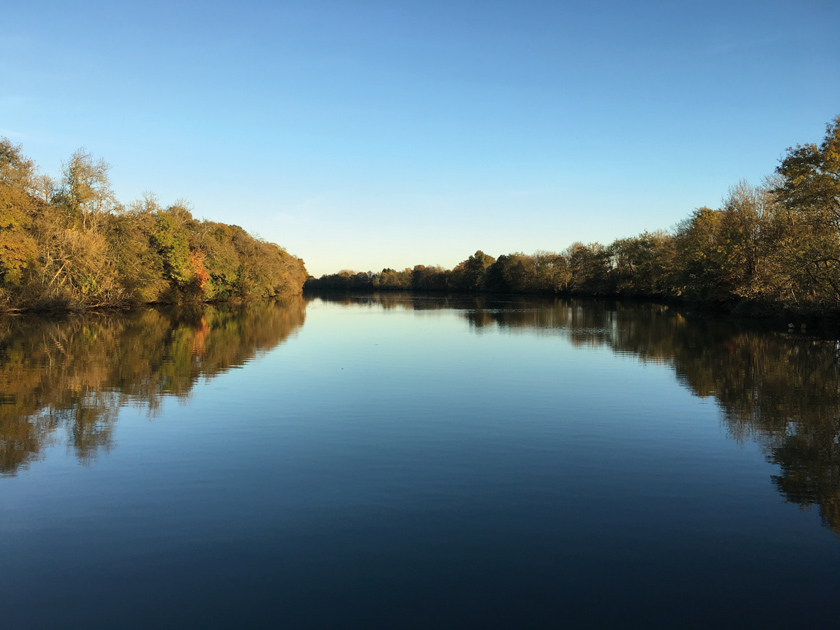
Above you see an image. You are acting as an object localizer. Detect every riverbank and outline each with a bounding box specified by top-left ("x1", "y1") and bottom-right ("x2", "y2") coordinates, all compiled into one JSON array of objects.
[{"x1": 1, "y1": 139, "x2": 307, "y2": 312}]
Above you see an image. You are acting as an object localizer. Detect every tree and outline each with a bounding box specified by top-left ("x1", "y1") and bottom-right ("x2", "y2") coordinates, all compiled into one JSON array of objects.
[
  {"x1": 674, "y1": 208, "x2": 730, "y2": 301},
  {"x1": 485, "y1": 253, "x2": 537, "y2": 293},
  {"x1": 716, "y1": 181, "x2": 783, "y2": 303},
  {"x1": 0, "y1": 137, "x2": 36, "y2": 190},
  {"x1": 0, "y1": 139, "x2": 39, "y2": 289},
  {"x1": 151, "y1": 205, "x2": 194, "y2": 289},
  {"x1": 775, "y1": 115, "x2": 840, "y2": 224},
  {"x1": 451, "y1": 250, "x2": 495, "y2": 291},
  {"x1": 774, "y1": 115, "x2": 840, "y2": 307},
  {"x1": 532, "y1": 250, "x2": 571, "y2": 293},
  {"x1": 55, "y1": 149, "x2": 116, "y2": 230},
  {"x1": 564, "y1": 242, "x2": 610, "y2": 294},
  {"x1": 608, "y1": 232, "x2": 675, "y2": 297}
]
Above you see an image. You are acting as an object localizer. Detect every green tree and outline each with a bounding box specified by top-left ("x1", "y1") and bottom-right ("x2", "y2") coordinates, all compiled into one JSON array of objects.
[
  {"x1": 451, "y1": 250, "x2": 495, "y2": 291},
  {"x1": 773, "y1": 116, "x2": 840, "y2": 308},
  {"x1": 775, "y1": 115, "x2": 840, "y2": 221},
  {"x1": 151, "y1": 206, "x2": 194, "y2": 288},
  {"x1": 485, "y1": 253, "x2": 537, "y2": 293},
  {"x1": 674, "y1": 208, "x2": 731, "y2": 301},
  {"x1": 564, "y1": 242, "x2": 610, "y2": 294}
]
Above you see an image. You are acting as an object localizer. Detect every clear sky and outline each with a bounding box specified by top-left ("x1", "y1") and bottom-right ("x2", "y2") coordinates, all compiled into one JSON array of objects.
[{"x1": 2, "y1": 0, "x2": 839, "y2": 277}]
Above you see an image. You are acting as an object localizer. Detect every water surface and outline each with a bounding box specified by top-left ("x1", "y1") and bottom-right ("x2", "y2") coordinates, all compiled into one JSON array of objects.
[{"x1": 1, "y1": 295, "x2": 838, "y2": 628}]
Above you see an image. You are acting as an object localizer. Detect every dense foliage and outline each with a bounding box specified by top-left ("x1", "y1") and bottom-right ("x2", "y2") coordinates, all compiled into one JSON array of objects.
[
  {"x1": 0, "y1": 143, "x2": 306, "y2": 310},
  {"x1": 307, "y1": 115, "x2": 840, "y2": 317}
]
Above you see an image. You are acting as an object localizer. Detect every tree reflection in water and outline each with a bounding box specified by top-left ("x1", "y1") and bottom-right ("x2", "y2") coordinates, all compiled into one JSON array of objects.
[
  {"x1": 461, "y1": 296, "x2": 840, "y2": 535},
  {"x1": 0, "y1": 297, "x2": 306, "y2": 476},
  {"x1": 315, "y1": 293, "x2": 840, "y2": 534},
  {"x1": 3, "y1": 292, "x2": 839, "y2": 534}
]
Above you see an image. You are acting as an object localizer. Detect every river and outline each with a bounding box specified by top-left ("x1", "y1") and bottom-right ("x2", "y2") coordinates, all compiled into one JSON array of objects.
[{"x1": 1, "y1": 294, "x2": 838, "y2": 628}]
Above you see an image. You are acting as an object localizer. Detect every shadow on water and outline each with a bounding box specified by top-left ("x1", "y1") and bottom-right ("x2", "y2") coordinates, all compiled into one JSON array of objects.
[
  {"x1": 0, "y1": 297, "x2": 306, "y2": 476},
  {"x1": 313, "y1": 292, "x2": 840, "y2": 535}
]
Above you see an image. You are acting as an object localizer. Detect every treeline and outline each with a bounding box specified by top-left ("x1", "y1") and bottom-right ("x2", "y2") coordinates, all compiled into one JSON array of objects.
[
  {"x1": 0, "y1": 141, "x2": 307, "y2": 311},
  {"x1": 307, "y1": 115, "x2": 840, "y2": 316}
]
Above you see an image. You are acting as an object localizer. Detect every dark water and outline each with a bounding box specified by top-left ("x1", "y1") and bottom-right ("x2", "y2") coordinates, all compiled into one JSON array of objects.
[{"x1": 1, "y1": 295, "x2": 838, "y2": 628}]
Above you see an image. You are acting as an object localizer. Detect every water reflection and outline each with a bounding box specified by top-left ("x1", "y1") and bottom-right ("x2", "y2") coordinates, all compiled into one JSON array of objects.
[
  {"x1": 468, "y1": 297, "x2": 840, "y2": 535},
  {"x1": 0, "y1": 298, "x2": 306, "y2": 476},
  {"x1": 313, "y1": 293, "x2": 840, "y2": 534},
  {"x1": 4, "y1": 293, "x2": 840, "y2": 535}
]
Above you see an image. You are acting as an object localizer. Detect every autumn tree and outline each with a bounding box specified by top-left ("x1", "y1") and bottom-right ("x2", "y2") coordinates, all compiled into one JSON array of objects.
[
  {"x1": 0, "y1": 138, "x2": 39, "y2": 293},
  {"x1": 608, "y1": 231, "x2": 675, "y2": 297},
  {"x1": 774, "y1": 116, "x2": 840, "y2": 308},
  {"x1": 533, "y1": 250, "x2": 571, "y2": 293},
  {"x1": 0, "y1": 141, "x2": 307, "y2": 310},
  {"x1": 775, "y1": 115, "x2": 840, "y2": 222},
  {"x1": 54, "y1": 149, "x2": 116, "y2": 230}
]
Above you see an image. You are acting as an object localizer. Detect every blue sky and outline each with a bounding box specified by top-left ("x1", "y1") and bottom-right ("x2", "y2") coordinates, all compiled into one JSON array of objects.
[{"x1": 2, "y1": 0, "x2": 839, "y2": 276}]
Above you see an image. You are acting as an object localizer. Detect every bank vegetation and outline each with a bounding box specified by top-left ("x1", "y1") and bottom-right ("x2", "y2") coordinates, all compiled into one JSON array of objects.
[
  {"x1": 0, "y1": 142, "x2": 306, "y2": 311},
  {"x1": 307, "y1": 115, "x2": 840, "y2": 318}
]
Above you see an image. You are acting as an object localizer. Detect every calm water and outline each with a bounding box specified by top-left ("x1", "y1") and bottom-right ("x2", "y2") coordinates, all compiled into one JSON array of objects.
[{"x1": 1, "y1": 295, "x2": 839, "y2": 628}]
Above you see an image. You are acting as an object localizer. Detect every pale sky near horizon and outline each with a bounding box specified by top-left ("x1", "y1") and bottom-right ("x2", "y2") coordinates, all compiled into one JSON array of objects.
[{"x1": 2, "y1": 0, "x2": 839, "y2": 277}]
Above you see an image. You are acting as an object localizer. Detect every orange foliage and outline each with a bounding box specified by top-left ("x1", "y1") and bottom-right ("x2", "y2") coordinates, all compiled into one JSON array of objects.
[{"x1": 189, "y1": 249, "x2": 210, "y2": 293}]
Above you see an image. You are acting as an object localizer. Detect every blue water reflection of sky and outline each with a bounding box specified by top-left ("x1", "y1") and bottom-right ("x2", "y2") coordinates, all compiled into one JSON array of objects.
[{"x1": 2, "y1": 298, "x2": 838, "y2": 627}]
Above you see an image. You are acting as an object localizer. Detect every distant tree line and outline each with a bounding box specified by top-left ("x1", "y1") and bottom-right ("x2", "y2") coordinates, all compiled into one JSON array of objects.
[
  {"x1": 0, "y1": 141, "x2": 307, "y2": 310},
  {"x1": 307, "y1": 115, "x2": 840, "y2": 317}
]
